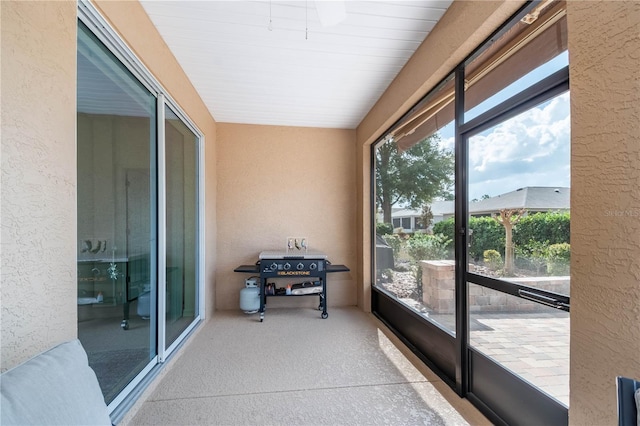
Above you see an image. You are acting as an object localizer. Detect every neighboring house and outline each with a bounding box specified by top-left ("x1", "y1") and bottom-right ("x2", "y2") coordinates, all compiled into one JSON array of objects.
[
  {"x1": 391, "y1": 208, "x2": 419, "y2": 231},
  {"x1": 469, "y1": 186, "x2": 570, "y2": 217},
  {"x1": 391, "y1": 187, "x2": 569, "y2": 233},
  {"x1": 391, "y1": 200, "x2": 454, "y2": 232}
]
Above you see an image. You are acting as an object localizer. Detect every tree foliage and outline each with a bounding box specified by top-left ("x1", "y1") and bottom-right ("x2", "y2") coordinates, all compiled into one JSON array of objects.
[{"x1": 375, "y1": 135, "x2": 454, "y2": 223}]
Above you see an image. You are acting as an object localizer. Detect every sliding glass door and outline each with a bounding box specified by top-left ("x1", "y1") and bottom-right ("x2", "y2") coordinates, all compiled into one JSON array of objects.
[
  {"x1": 462, "y1": 81, "x2": 570, "y2": 424},
  {"x1": 164, "y1": 105, "x2": 199, "y2": 349},
  {"x1": 77, "y1": 3, "x2": 203, "y2": 415},
  {"x1": 77, "y1": 21, "x2": 157, "y2": 405},
  {"x1": 465, "y1": 89, "x2": 571, "y2": 403}
]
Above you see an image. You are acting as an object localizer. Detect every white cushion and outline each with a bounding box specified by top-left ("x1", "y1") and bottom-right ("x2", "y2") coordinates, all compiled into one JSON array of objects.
[{"x1": 1, "y1": 339, "x2": 111, "y2": 425}]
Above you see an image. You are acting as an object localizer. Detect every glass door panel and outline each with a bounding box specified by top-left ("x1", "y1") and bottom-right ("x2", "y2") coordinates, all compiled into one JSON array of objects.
[
  {"x1": 77, "y1": 22, "x2": 157, "y2": 405},
  {"x1": 373, "y1": 74, "x2": 456, "y2": 334},
  {"x1": 465, "y1": 90, "x2": 570, "y2": 410},
  {"x1": 468, "y1": 283, "x2": 570, "y2": 405},
  {"x1": 467, "y1": 91, "x2": 570, "y2": 281},
  {"x1": 374, "y1": 124, "x2": 457, "y2": 334},
  {"x1": 164, "y1": 105, "x2": 198, "y2": 348}
]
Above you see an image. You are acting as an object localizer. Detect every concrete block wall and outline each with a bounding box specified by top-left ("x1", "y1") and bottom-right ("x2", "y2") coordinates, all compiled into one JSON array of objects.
[{"x1": 421, "y1": 260, "x2": 570, "y2": 314}]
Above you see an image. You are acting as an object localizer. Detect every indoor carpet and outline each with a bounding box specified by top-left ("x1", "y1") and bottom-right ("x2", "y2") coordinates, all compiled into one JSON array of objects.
[{"x1": 89, "y1": 348, "x2": 150, "y2": 403}]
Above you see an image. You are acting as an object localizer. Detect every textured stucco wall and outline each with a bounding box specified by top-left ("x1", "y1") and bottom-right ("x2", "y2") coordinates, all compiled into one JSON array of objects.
[
  {"x1": 1, "y1": 0, "x2": 219, "y2": 372},
  {"x1": 1, "y1": 1, "x2": 78, "y2": 370},
  {"x1": 93, "y1": 1, "x2": 218, "y2": 319},
  {"x1": 567, "y1": 2, "x2": 640, "y2": 425},
  {"x1": 216, "y1": 124, "x2": 357, "y2": 311}
]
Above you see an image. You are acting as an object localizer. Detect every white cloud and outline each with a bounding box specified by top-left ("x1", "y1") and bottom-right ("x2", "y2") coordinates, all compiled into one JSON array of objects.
[{"x1": 442, "y1": 92, "x2": 572, "y2": 200}]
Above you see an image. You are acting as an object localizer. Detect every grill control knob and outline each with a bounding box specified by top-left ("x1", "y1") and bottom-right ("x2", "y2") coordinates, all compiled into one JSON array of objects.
[
  {"x1": 284, "y1": 262, "x2": 291, "y2": 270},
  {"x1": 309, "y1": 262, "x2": 317, "y2": 270},
  {"x1": 296, "y1": 262, "x2": 304, "y2": 270},
  {"x1": 269, "y1": 262, "x2": 277, "y2": 271}
]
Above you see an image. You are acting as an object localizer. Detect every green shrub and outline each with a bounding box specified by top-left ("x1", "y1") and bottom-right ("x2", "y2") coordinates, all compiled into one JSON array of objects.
[
  {"x1": 382, "y1": 234, "x2": 403, "y2": 258},
  {"x1": 516, "y1": 240, "x2": 549, "y2": 275},
  {"x1": 483, "y1": 249, "x2": 503, "y2": 270},
  {"x1": 431, "y1": 211, "x2": 570, "y2": 267},
  {"x1": 547, "y1": 243, "x2": 570, "y2": 275},
  {"x1": 376, "y1": 222, "x2": 394, "y2": 236},
  {"x1": 469, "y1": 217, "x2": 505, "y2": 261},
  {"x1": 514, "y1": 211, "x2": 570, "y2": 247},
  {"x1": 432, "y1": 216, "x2": 504, "y2": 261},
  {"x1": 433, "y1": 218, "x2": 455, "y2": 250},
  {"x1": 406, "y1": 233, "x2": 451, "y2": 261}
]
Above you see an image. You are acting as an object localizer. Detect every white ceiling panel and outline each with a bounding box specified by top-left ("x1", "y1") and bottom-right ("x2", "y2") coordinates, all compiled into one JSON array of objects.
[{"x1": 140, "y1": 0, "x2": 453, "y2": 129}]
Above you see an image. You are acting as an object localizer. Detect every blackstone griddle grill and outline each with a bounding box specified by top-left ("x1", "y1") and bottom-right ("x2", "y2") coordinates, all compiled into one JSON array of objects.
[{"x1": 234, "y1": 250, "x2": 349, "y2": 322}]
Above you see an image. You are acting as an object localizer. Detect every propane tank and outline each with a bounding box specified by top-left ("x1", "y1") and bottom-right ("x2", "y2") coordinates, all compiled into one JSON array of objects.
[{"x1": 240, "y1": 277, "x2": 260, "y2": 314}]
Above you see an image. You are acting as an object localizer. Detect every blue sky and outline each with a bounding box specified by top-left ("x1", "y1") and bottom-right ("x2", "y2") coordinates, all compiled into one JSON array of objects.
[{"x1": 436, "y1": 52, "x2": 570, "y2": 201}]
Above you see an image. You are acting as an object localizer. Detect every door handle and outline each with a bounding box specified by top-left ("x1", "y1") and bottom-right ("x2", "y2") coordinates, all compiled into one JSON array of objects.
[{"x1": 518, "y1": 289, "x2": 570, "y2": 312}]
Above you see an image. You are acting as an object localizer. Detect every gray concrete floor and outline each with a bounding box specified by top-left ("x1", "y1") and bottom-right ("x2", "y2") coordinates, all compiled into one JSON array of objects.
[{"x1": 122, "y1": 307, "x2": 491, "y2": 426}]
